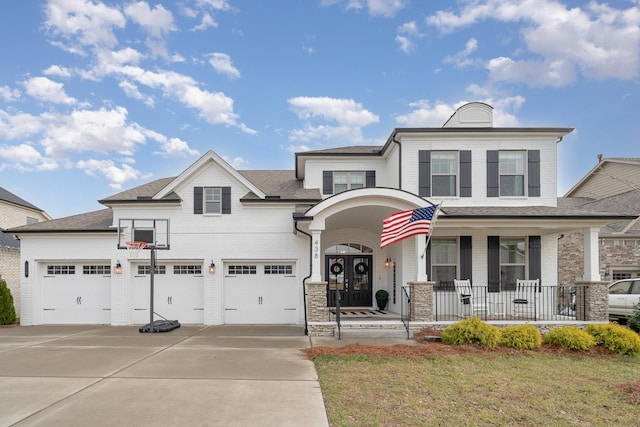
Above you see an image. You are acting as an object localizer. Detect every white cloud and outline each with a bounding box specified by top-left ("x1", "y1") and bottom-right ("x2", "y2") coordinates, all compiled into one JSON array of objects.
[
  {"x1": 124, "y1": 2, "x2": 176, "y2": 39},
  {"x1": 23, "y1": 77, "x2": 77, "y2": 105},
  {"x1": 192, "y1": 12, "x2": 218, "y2": 31},
  {"x1": 320, "y1": 0, "x2": 407, "y2": 17},
  {"x1": 118, "y1": 80, "x2": 155, "y2": 107},
  {"x1": 395, "y1": 97, "x2": 525, "y2": 128},
  {"x1": 43, "y1": 64, "x2": 73, "y2": 78},
  {"x1": 444, "y1": 38, "x2": 480, "y2": 69},
  {"x1": 76, "y1": 158, "x2": 142, "y2": 189},
  {"x1": 0, "y1": 110, "x2": 44, "y2": 139},
  {"x1": 208, "y1": 53, "x2": 241, "y2": 79},
  {"x1": 286, "y1": 144, "x2": 311, "y2": 153},
  {"x1": 221, "y1": 155, "x2": 249, "y2": 169},
  {"x1": 0, "y1": 86, "x2": 20, "y2": 102},
  {"x1": 141, "y1": 128, "x2": 199, "y2": 157},
  {"x1": 44, "y1": 0, "x2": 126, "y2": 50},
  {"x1": 427, "y1": 0, "x2": 640, "y2": 85},
  {"x1": 0, "y1": 143, "x2": 58, "y2": 171},
  {"x1": 288, "y1": 96, "x2": 379, "y2": 143}
]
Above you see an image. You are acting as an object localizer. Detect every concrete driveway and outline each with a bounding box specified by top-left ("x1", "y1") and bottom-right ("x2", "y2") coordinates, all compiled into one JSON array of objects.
[{"x1": 0, "y1": 325, "x2": 328, "y2": 427}]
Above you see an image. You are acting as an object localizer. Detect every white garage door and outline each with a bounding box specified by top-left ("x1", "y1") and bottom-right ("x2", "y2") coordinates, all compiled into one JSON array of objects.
[
  {"x1": 224, "y1": 263, "x2": 298, "y2": 324},
  {"x1": 42, "y1": 264, "x2": 111, "y2": 324},
  {"x1": 132, "y1": 262, "x2": 204, "y2": 324}
]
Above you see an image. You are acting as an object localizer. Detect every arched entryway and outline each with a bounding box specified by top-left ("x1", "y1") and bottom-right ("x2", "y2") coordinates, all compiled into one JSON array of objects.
[{"x1": 325, "y1": 243, "x2": 373, "y2": 307}]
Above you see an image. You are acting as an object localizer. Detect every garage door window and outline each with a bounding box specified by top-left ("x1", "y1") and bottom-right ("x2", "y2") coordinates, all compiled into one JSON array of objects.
[
  {"x1": 83, "y1": 265, "x2": 111, "y2": 275},
  {"x1": 228, "y1": 265, "x2": 256, "y2": 275},
  {"x1": 174, "y1": 265, "x2": 202, "y2": 275},
  {"x1": 138, "y1": 265, "x2": 166, "y2": 274},
  {"x1": 264, "y1": 265, "x2": 293, "y2": 275},
  {"x1": 47, "y1": 265, "x2": 75, "y2": 275}
]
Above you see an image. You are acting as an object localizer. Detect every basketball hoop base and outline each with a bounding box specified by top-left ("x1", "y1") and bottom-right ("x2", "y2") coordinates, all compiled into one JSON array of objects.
[{"x1": 139, "y1": 319, "x2": 181, "y2": 333}]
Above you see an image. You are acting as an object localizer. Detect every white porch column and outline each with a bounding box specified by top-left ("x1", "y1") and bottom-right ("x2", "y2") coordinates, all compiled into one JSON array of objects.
[
  {"x1": 310, "y1": 230, "x2": 322, "y2": 282},
  {"x1": 583, "y1": 227, "x2": 601, "y2": 281},
  {"x1": 416, "y1": 235, "x2": 428, "y2": 281}
]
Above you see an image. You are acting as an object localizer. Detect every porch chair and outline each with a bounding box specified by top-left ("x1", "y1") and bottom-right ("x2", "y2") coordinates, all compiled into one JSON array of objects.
[
  {"x1": 512, "y1": 279, "x2": 539, "y2": 319},
  {"x1": 454, "y1": 279, "x2": 488, "y2": 318}
]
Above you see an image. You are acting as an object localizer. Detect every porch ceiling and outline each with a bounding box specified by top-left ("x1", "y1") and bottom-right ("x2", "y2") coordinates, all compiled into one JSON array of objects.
[{"x1": 324, "y1": 205, "x2": 392, "y2": 233}]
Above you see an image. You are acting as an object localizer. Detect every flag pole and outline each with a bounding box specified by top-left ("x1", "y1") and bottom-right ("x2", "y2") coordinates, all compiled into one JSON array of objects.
[{"x1": 420, "y1": 202, "x2": 442, "y2": 259}]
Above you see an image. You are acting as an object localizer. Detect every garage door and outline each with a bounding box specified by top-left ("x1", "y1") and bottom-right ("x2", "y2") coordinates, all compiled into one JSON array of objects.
[
  {"x1": 42, "y1": 264, "x2": 111, "y2": 324},
  {"x1": 224, "y1": 263, "x2": 298, "y2": 324},
  {"x1": 132, "y1": 262, "x2": 204, "y2": 324}
]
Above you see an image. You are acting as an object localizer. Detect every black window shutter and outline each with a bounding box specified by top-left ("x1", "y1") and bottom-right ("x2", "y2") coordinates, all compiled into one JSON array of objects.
[
  {"x1": 425, "y1": 239, "x2": 432, "y2": 281},
  {"x1": 460, "y1": 151, "x2": 472, "y2": 197},
  {"x1": 322, "y1": 171, "x2": 333, "y2": 195},
  {"x1": 419, "y1": 150, "x2": 431, "y2": 197},
  {"x1": 528, "y1": 150, "x2": 541, "y2": 197},
  {"x1": 222, "y1": 187, "x2": 231, "y2": 214},
  {"x1": 460, "y1": 236, "x2": 472, "y2": 280},
  {"x1": 193, "y1": 187, "x2": 203, "y2": 214},
  {"x1": 487, "y1": 151, "x2": 499, "y2": 197},
  {"x1": 487, "y1": 236, "x2": 500, "y2": 292},
  {"x1": 529, "y1": 236, "x2": 541, "y2": 290},
  {"x1": 365, "y1": 170, "x2": 376, "y2": 187}
]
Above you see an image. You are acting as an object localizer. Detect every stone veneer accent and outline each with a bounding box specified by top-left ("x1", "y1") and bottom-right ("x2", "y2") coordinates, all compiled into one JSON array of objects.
[
  {"x1": 574, "y1": 281, "x2": 609, "y2": 322},
  {"x1": 406, "y1": 281, "x2": 435, "y2": 322},
  {"x1": 305, "y1": 281, "x2": 335, "y2": 336}
]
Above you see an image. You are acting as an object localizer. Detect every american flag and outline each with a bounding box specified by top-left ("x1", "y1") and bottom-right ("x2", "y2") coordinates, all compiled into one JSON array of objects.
[{"x1": 380, "y1": 205, "x2": 439, "y2": 249}]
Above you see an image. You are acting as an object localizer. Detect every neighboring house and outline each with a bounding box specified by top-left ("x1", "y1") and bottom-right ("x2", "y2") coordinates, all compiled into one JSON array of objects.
[
  {"x1": 0, "y1": 187, "x2": 51, "y2": 317},
  {"x1": 560, "y1": 157, "x2": 640, "y2": 285},
  {"x1": 9, "y1": 103, "x2": 633, "y2": 334}
]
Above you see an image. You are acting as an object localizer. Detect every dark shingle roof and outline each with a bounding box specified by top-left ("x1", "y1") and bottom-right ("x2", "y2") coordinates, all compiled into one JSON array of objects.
[
  {"x1": 98, "y1": 177, "x2": 179, "y2": 203},
  {"x1": 238, "y1": 170, "x2": 321, "y2": 201},
  {"x1": 0, "y1": 186, "x2": 43, "y2": 211},
  {"x1": 7, "y1": 209, "x2": 114, "y2": 233},
  {"x1": 441, "y1": 204, "x2": 634, "y2": 219},
  {"x1": 0, "y1": 228, "x2": 20, "y2": 249},
  {"x1": 300, "y1": 146, "x2": 384, "y2": 155}
]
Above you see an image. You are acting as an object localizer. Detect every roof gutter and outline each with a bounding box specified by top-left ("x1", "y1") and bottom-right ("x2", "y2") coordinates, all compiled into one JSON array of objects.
[{"x1": 293, "y1": 212, "x2": 313, "y2": 336}]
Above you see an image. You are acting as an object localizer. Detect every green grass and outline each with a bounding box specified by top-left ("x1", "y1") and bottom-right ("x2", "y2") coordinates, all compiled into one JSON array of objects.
[{"x1": 314, "y1": 353, "x2": 640, "y2": 426}]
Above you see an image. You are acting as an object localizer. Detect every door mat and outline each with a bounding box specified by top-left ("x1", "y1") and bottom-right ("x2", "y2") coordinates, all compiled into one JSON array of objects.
[{"x1": 329, "y1": 309, "x2": 388, "y2": 318}]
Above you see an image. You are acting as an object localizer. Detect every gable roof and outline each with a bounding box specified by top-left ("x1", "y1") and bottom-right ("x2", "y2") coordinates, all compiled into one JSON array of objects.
[
  {"x1": 99, "y1": 177, "x2": 179, "y2": 204},
  {"x1": 564, "y1": 157, "x2": 640, "y2": 198},
  {"x1": 154, "y1": 150, "x2": 265, "y2": 200},
  {"x1": 7, "y1": 209, "x2": 114, "y2": 233},
  {"x1": 238, "y1": 170, "x2": 321, "y2": 201},
  {"x1": 0, "y1": 186, "x2": 47, "y2": 213},
  {"x1": 0, "y1": 228, "x2": 19, "y2": 249}
]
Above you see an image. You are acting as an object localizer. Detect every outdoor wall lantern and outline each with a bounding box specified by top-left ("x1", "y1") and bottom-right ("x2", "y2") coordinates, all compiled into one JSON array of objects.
[
  {"x1": 385, "y1": 257, "x2": 392, "y2": 268},
  {"x1": 209, "y1": 261, "x2": 216, "y2": 274},
  {"x1": 115, "y1": 261, "x2": 122, "y2": 274}
]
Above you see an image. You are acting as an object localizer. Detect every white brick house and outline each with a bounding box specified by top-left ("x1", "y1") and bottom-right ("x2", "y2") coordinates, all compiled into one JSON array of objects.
[{"x1": 8, "y1": 102, "x2": 632, "y2": 332}]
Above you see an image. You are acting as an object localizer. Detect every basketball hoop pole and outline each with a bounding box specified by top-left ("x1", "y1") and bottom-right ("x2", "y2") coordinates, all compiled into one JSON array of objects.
[{"x1": 149, "y1": 246, "x2": 156, "y2": 329}]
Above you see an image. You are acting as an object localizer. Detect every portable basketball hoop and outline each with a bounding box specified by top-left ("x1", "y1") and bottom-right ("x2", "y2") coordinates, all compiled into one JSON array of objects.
[{"x1": 125, "y1": 241, "x2": 148, "y2": 258}]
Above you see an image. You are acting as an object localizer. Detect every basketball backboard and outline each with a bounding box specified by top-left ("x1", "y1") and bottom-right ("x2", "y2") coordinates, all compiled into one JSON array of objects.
[{"x1": 117, "y1": 218, "x2": 170, "y2": 250}]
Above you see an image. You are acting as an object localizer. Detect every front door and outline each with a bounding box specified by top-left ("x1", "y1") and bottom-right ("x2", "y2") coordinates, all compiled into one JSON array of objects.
[{"x1": 326, "y1": 255, "x2": 372, "y2": 307}]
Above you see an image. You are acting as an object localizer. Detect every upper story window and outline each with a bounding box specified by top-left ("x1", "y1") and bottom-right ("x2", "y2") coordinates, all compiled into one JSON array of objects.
[
  {"x1": 323, "y1": 171, "x2": 375, "y2": 195},
  {"x1": 26, "y1": 217, "x2": 39, "y2": 225},
  {"x1": 205, "y1": 187, "x2": 222, "y2": 214},
  {"x1": 334, "y1": 172, "x2": 364, "y2": 193},
  {"x1": 487, "y1": 150, "x2": 540, "y2": 198},
  {"x1": 419, "y1": 150, "x2": 471, "y2": 198},
  {"x1": 431, "y1": 152, "x2": 458, "y2": 197},
  {"x1": 499, "y1": 152, "x2": 525, "y2": 196}
]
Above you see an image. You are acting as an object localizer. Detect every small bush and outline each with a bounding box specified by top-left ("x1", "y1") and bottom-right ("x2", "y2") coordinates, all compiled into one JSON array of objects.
[
  {"x1": 586, "y1": 323, "x2": 640, "y2": 356},
  {"x1": 499, "y1": 324, "x2": 542, "y2": 350},
  {"x1": 543, "y1": 326, "x2": 596, "y2": 351},
  {"x1": 441, "y1": 317, "x2": 501, "y2": 347},
  {"x1": 0, "y1": 279, "x2": 17, "y2": 325},
  {"x1": 628, "y1": 302, "x2": 640, "y2": 334}
]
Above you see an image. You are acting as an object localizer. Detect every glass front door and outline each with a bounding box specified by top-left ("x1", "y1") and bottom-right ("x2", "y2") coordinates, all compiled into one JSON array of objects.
[{"x1": 326, "y1": 255, "x2": 372, "y2": 307}]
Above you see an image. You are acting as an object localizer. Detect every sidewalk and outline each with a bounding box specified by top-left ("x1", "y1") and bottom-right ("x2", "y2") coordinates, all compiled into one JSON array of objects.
[{"x1": 0, "y1": 325, "x2": 328, "y2": 427}]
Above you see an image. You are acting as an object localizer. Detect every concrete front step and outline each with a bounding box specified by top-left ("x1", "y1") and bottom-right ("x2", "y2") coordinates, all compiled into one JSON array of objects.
[{"x1": 336, "y1": 321, "x2": 409, "y2": 338}]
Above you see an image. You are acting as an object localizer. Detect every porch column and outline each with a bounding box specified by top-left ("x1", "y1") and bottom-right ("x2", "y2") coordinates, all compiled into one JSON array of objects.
[
  {"x1": 416, "y1": 236, "x2": 428, "y2": 281},
  {"x1": 310, "y1": 230, "x2": 322, "y2": 282},
  {"x1": 582, "y1": 227, "x2": 601, "y2": 282}
]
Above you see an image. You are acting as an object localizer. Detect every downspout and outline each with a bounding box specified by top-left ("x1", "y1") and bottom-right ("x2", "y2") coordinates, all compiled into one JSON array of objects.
[
  {"x1": 392, "y1": 135, "x2": 402, "y2": 189},
  {"x1": 294, "y1": 217, "x2": 312, "y2": 336}
]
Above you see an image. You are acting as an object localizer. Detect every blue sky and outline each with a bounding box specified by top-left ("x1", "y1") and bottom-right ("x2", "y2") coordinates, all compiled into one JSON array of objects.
[{"x1": 1, "y1": 0, "x2": 639, "y2": 218}]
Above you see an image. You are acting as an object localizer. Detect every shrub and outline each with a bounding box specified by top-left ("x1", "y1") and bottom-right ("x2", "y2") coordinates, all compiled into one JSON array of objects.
[
  {"x1": 628, "y1": 302, "x2": 640, "y2": 334},
  {"x1": 499, "y1": 324, "x2": 542, "y2": 350},
  {"x1": 586, "y1": 323, "x2": 640, "y2": 356},
  {"x1": 543, "y1": 326, "x2": 596, "y2": 351},
  {"x1": 375, "y1": 289, "x2": 389, "y2": 300},
  {"x1": 0, "y1": 278, "x2": 17, "y2": 325},
  {"x1": 441, "y1": 317, "x2": 501, "y2": 347}
]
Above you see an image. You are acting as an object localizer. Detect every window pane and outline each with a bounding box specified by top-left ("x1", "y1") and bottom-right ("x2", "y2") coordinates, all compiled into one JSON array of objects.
[
  {"x1": 432, "y1": 176, "x2": 456, "y2": 197},
  {"x1": 205, "y1": 188, "x2": 222, "y2": 213},
  {"x1": 432, "y1": 152, "x2": 457, "y2": 174},
  {"x1": 350, "y1": 173, "x2": 364, "y2": 185},
  {"x1": 499, "y1": 152, "x2": 524, "y2": 174},
  {"x1": 500, "y1": 240, "x2": 525, "y2": 263},
  {"x1": 334, "y1": 184, "x2": 348, "y2": 193},
  {"x1": 501, "y1": 266, "x2": 525, "y2": 291},
  {"x1": 500, "y1": 176, "x2": 524, "y2": 196},
  {"x1": 334, "y1": 173, "x2": 347, "y2": 184},
  {"x1": 432, "y1": 239, "x2": 457, "y2": 263},
  {"x1": 433, "y1": 266, "x2": 456, "y2": 290}
]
